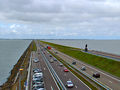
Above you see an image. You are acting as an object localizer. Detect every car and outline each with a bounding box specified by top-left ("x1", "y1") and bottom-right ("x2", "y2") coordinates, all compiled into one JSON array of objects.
[
  {"x1": 33, "y1": 68, "x2": 42, "y2": 73},
  {"x1": 32, "y1": 79, "x2": 43, "y2": 85},
  {"x1": 34, "y1": 58, "x2": 39, "y2": 63},
  {"x1": 49, "y1": 59, "x2": 54, "y2": 63},
  {"x1": 53, "y1": 58, "x2": 57, "y2": 61},
  {"x1": 33, "y1": 82, "x2": 44, "y2": 88},
  {"x1": 59, "y1": 63, "x2": 63, "y2": 67},
  {"x1": 49, "y1": 55, "x2": 52, "y2": 57},
  {"x1": 64, "y1": 67, "x2": 69, "y2": 72},
  {"x1": 33, "y1": 85, "x2": 45, "y2": 90},
  {"x1": 55, "y1": 52, "x2": 58, "y2": 54},
  {"x1": 72, "y1": 61, "x2": 76, "y2": 65},
  {"x1": 33, "y1": 73, "x2": 43, "y2": 78},
  {"x1": 81, "y1": 66, "x2": 86, "y2": 71},
  {"x1": 93, "y1": 72, "x2": 100, "y2": 78},
  {"x1": 66, "y1": 81, "x2": 74, "y2": 88},
  {"x1": 33, "y1": 77, "x2": 43, "y2": 82},
  {"x1": 33, "y1": 82, "x2": 44, "y2": 85}
]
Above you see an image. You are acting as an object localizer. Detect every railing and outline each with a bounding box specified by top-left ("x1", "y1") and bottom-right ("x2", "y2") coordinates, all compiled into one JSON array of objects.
[{"x1": 40, "y1": 47, "x2": 67, "y2": 90}]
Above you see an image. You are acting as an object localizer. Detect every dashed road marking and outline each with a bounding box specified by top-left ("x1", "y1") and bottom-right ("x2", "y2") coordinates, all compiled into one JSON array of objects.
[
  {"x1": 51, "y1": 86, "x2": 53, "y2": 90},
  {"x1": 75, "y1": 85, "x2": 77, "y2": 88},
  {"x1": 44, "y1": 68, "x2": 46, "y2": 70},
  {"x1": 109, "y1": 81, "x2": 112, "y2": 83}
]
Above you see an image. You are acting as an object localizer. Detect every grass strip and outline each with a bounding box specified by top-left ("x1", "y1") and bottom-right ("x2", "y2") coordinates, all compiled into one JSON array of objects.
[
  {"x1": 32, "y1": 40, "x2": 37, "y2": 51},
  {"x1": 41, "y1": 41, "x2": 120, "y2": 78}
]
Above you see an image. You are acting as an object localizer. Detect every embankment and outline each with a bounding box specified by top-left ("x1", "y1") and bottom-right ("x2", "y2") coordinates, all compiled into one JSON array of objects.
[
  {"x1": 0, "y1": 40, "x2": 37, "y2": 90},
  {"x1": 41, "y1": 41, "x2": 120, "y2": 78}
]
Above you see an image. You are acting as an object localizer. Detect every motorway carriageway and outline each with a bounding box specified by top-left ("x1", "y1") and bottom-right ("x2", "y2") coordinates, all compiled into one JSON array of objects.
[
  {"x1": 36, "y1": 41, "x2": 90, "y2": 90},
  {"x1": 29, "y1": 50, "x2": 58, "y2": 89},
  {"x1": 45, "y1": 44, "x2": 120, "y2": 90}
]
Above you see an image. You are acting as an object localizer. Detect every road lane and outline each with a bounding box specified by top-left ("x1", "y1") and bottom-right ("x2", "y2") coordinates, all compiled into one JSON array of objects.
[
  {"x1": 48, "y1": 46, "x2": 120, "y2": 90},
  {"x1": 41, "y1": 44, "x2": 90, "y2": 90},
  {"x1": 29, "y1": 50, "x2": 59, "y2": 90}
]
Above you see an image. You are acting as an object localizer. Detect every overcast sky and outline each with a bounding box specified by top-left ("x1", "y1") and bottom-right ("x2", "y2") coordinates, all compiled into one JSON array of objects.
[{"x1": 0, "y1": 0, "x2": 120, "y2": 39}]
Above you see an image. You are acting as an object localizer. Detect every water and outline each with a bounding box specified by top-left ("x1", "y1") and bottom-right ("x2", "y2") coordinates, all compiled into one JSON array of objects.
[
  {"x1": 0, "y1": 40, "x2": 31, "y2": 85},
  {"x1": 44, "y1": 39, "x2": 120, "y2": 55}
]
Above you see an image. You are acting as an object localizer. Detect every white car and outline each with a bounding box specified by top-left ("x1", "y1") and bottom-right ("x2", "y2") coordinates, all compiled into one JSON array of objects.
[
  {"x1": 81, "y1": 66, "x2": 86, "y2": 71},
  {"x1": 66, "y1": 81, "x2": 74, "y2": 88},
  {"x1": 34, "y1": 58, "x2": 39, "y2": 63},
  {"x1": 33, "y1": 73, "x2": 43, "y2": 78}
]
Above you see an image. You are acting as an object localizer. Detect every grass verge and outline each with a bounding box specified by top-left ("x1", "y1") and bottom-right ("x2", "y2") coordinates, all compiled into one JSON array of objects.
[
  {"x1": 32, "y1": 40, "x2": 37, "y2": 51},
  {"x1": 41, "y1": 41, "x2": 120, "y2": 78}
]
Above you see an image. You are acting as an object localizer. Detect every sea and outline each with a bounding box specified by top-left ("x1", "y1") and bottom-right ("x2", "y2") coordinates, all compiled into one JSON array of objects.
[
  {"x1": 44, "y1": 39, "x2": 120, "y2": 55},
  {"x1": 0, "y1": 39, "x2": 120, "y2": 85},
  {"x1": 0, "y1": 40, "x2": 31, "y2": 85}
]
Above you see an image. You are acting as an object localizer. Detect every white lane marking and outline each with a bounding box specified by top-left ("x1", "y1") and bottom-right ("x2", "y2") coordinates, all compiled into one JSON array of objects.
[
  {"x1": 109, "y1": 81, "x2": 112, "y2": 83},
  {"x1": 91, "y1": 71, "x2": 93, "y2": 73},
  {"x1": 75, "y1": 85, "x2": 77, "y2": 88},
  {"x1": 44, "y1": 68, "x2": 46, "y2": 70},
  {"x1": 51, "y1": 86, "x2": 53, "y2": 90}
]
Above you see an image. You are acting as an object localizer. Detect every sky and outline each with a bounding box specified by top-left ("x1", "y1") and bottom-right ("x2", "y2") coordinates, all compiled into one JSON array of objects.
[{"x1": 0, "y1": 0, "x2": 120, "y2": 39}]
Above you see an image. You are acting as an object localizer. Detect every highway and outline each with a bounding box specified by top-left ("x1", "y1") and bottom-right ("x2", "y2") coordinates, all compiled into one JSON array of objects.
[
  {"x1": 42, "y1": 47, "x2": 90, "y2": 90},
  {"x1": 28, "y1": 47, "x2": 59, "y2": 90},
  {"x1": 42, "y1": 43, "x2": 120, "y2": 90},
  {"x1": 33, "y1": 41, "x2": 91, "y2": 90}
]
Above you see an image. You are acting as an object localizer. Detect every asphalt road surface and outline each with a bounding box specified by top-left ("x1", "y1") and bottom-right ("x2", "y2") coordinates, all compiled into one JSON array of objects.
[
  {"x1": 37, "y1": 42, "x2": 90, "y2": 90},
  {"x1": 47, "y1": 44, "x2": 120, "y2": 90},
  {"x1": 29, "y1": 50, "x2": 59, "y2": 90}
]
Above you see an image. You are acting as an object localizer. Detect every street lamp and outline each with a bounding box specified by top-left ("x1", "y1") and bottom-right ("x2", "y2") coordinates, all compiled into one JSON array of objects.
[{"x1": 19, "y1": 68, "x2": 23, "y2": 90}]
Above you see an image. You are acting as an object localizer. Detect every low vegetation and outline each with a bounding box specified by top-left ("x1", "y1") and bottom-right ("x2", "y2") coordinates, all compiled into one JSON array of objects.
[
  {"x1": 41, "y1": 41, "x2": 120, "y2": 78},
  {"x1": 32, "y1": 40, "x2": 37, "y2": 51}
]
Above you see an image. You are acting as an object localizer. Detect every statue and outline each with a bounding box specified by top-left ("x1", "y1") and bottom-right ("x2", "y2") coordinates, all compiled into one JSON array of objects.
[{"x1": 85, "y1": 44, "x2": 88, "y2": 52}]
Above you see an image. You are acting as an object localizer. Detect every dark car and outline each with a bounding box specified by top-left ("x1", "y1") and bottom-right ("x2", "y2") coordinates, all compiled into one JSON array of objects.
[
  {"x1": 55, "y1": 52, "x2": 58, "y2": 54},
  {"x1": 59, "y1": 63, "x2": 63, "y2": 67},
  {"x1": 33, "y1": 86, "x2": 44, "y2": 90},
  {"x1": 93, "y1": 72, "x2": 100, "y2": 78},
  {"x1": 53, "y1": 58, "x2": 57, "y2": 61},
  {"x1": 49, "y1": 55, "x2": 52, "y2": 57},
  {"x1": 72, "y1": 61, "x2": 76, "y2": 65}
]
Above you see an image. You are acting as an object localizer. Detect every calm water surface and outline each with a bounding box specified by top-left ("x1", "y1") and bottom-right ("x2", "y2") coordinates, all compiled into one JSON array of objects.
[
  {"x1": 0, "y1": 40, "x2": 31, "y2": 85},
  {"x1": 44, "y1": 39, "x2": 120, "y2": 55}
]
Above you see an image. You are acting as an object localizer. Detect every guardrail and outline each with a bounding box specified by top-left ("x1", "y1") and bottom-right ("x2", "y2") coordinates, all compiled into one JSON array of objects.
[
  {"x1": 25, "y1": 52, "x2": 32, "y2": 90},
  {"x1": 64, "y1": 61, "x2": 111, "y2": 90},
  {"x1": 40, "y1": 47, "x2": 67, "y2": 90},
  {"x1": 48, "y1": 50, "x2": 112, "y2": 90}
]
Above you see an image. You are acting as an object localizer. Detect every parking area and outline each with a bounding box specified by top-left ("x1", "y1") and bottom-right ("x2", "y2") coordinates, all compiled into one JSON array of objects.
[{"x1": 29, "y1": 51, "x2": 59, "y2": 90}]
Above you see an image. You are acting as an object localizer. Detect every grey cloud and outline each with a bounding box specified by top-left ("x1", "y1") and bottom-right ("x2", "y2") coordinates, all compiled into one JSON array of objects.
[{"x1": 0, "y1": 0, "x2": 120, "y2": 39}]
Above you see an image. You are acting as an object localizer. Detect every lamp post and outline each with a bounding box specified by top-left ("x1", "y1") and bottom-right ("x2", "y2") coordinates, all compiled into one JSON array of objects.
[{"x1": 19, "y1": 68, "x2": 23, "y2": 90}]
